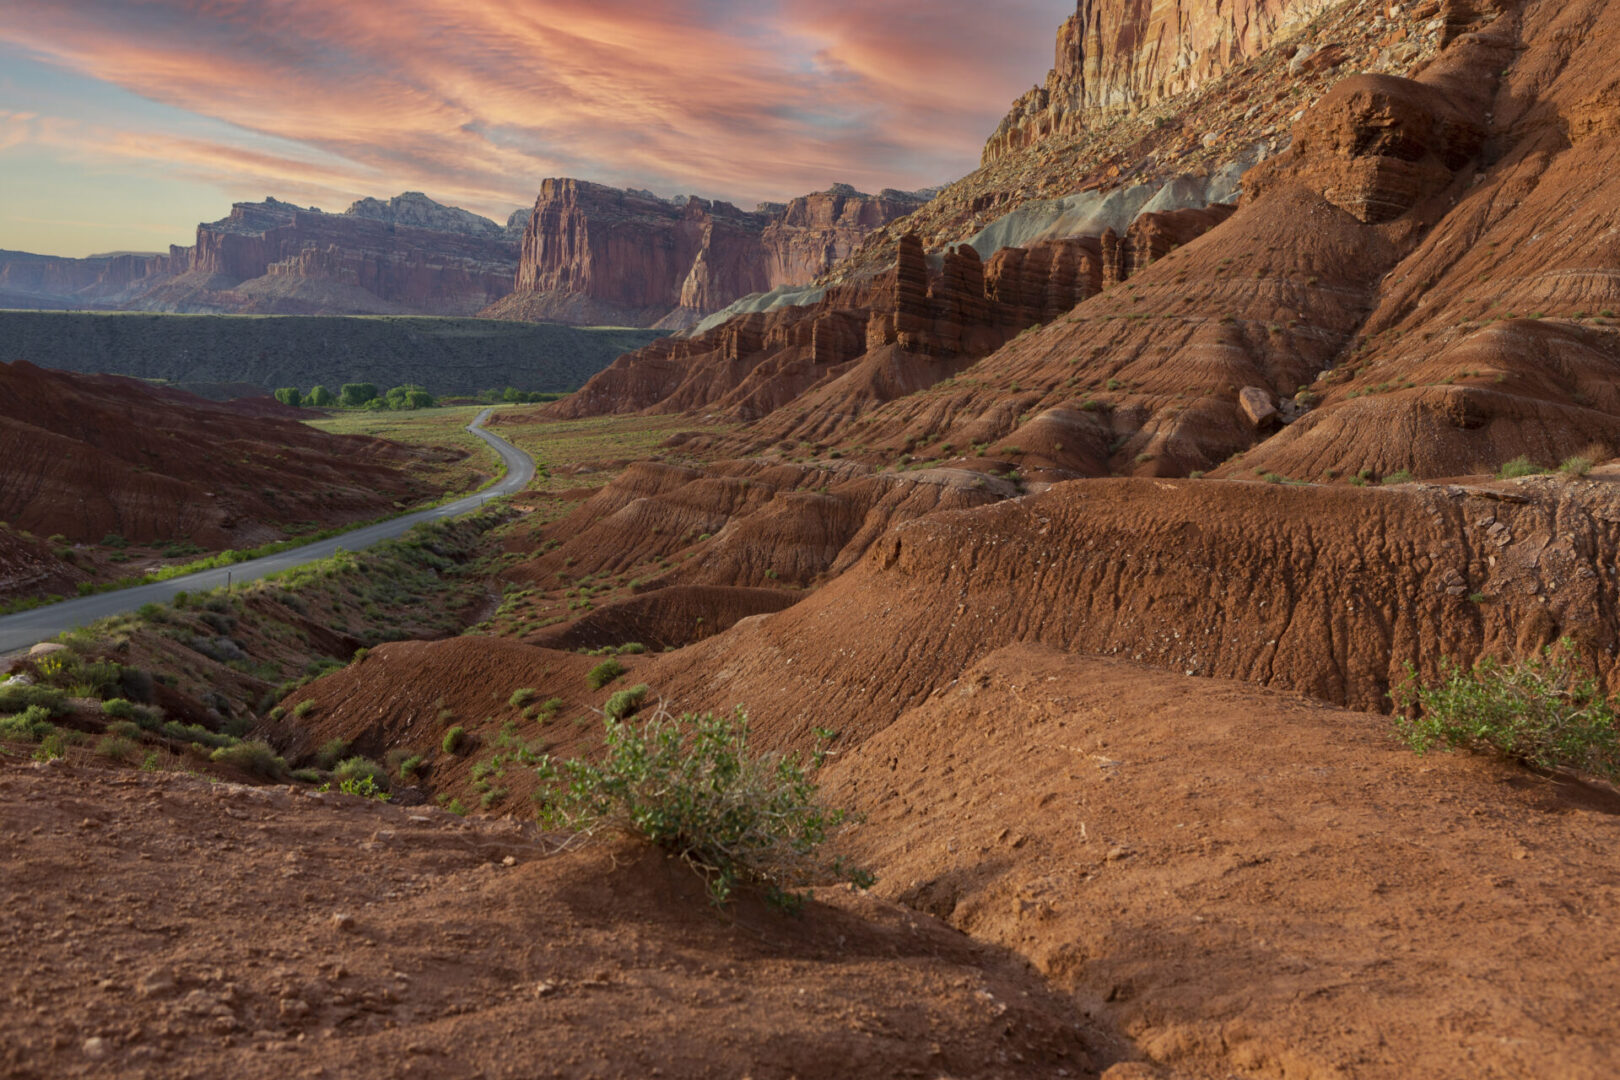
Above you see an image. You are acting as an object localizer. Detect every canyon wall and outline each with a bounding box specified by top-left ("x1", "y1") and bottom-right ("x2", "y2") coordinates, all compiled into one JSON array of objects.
[
  {"x1": 483, "y1": 181, "x2": 925, "y2": 329},
  {"x1": 983, "y1": 0, "x2": 1337, "y2": 162},
  {"x1": 3, "y1": 193, "x2": 528, "y2": 317}
]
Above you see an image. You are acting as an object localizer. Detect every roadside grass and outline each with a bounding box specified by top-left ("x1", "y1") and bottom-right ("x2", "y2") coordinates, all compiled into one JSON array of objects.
[
  {"x1": 0, "y1": 409, "x2": 518, "y2": 617},
  {"x1": 0, "y1": 507, "x2": 518, "y2": 785},
  {"x1": 307, "y1": 405, "x2": 496, "y2": 496},
  {"x1": 488, "y1": 414, "x2": 739, "y2": 498}
]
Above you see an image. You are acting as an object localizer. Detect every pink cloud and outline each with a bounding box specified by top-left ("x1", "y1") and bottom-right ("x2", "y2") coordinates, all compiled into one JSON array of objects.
[{"x1": 0, "y1": 0, "x2": 1071, "y2": 219}]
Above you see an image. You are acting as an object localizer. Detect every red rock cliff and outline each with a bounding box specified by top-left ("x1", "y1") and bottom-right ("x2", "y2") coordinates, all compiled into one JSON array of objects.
[
  {"x1": 177, "y1": 195, "x2": 520, "y2": 315},
  {"x1": 984, "y1": 0, "x2": 1335, "y2": 162},
  {"x1": 485, "y1": 181, "x2": 923, "y2": 329}
]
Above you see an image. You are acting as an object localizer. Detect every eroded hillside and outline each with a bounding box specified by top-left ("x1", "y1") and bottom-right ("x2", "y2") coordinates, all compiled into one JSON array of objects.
[{"x1": 7, "y1": 0, "x2": 1620, "y2": 1076}]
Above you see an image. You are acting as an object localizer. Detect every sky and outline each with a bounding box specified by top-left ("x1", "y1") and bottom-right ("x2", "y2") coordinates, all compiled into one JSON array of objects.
[{"x1": 0, "y1": 0, "x2": 1072, "y2": 257}]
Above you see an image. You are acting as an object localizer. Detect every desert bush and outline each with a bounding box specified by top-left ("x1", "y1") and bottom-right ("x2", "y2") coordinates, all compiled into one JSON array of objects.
[
  {"x1": 102, "y1": 698, "x2": 136, "y2": 720},
  {"x1": 34, "y1": 733, "x2": 67, "y2": 761},
  {"x1": 336, "y1": 773, "x2": 391, "y2": 800},
  {"x1": 532, "y1": 708, "x2": 872, "y2": 911},
  {"x1": 1382, "y1": 468, "x2": 1415, "y2": 485},
  {"x1": 98, "y1": 735, "x2": 138, "y2": 762},
  {"x1": 293, "y1": 699, "x2": 316, "y2": 718},
  {"x1": 1392, "y1": 638, "x2": 1620, "y2": 782},
  {"x1": 331, "y1": 756, "x2": 390, "y2": 792},
  {"x1": 313, "y1": 737, "x2": 351, "y2": 770},
  {"x1": 586, "y1": 658, "x2": 626, "y2": 690},
  {"x1": 442, "y1": 725, "x2": 467, "y2": 754},
  {"x1": 510, "y1": 688, "x2": 537, "y2": 708},
  {"x1": 0, "y1": 684, "x2": 65, "y2": 716},
  {"x1": 1497, "y1": 456, "x2": 1547, "y2": 479},
  {"x1": 1559, "y1": 455, "x2": 1594, "y2": 478},
  {"x1": 161, "y1": 721, "x2": 234, "y2": 749},
  {"x1": 0, "y1": 705, "x2": 57, "y2": 742},
  {"x1": 291, "y1": 767, "x2": 323, "y2": 784},
  {"x1": 210, "y1": 740, "x2": 289, "y2": 780},
  {"x1": 603, "y1": 684, "x2": 649, "y2": 721},
  {"x1": 398, "y1": 754, "x2": 426, "y2": 781}
]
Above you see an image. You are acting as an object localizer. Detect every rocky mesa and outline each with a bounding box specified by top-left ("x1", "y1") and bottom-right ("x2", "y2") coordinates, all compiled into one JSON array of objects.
[
  {"x1": 0, "y1": 193, "x2": 529, "y2": 317},
  {"x1": 480, "y1": 180, "x2": 926, "y2": 329}
]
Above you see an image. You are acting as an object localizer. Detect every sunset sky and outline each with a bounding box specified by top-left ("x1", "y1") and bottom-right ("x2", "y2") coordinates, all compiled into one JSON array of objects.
[{"x1": 0, "y1": 0, "x2": 1071, "y2": 257}]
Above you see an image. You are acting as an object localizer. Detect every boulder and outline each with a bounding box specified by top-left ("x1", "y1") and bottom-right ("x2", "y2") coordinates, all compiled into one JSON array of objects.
[{"x1": 1240, "y1": 387, "x2": 1280, "y2": 428}]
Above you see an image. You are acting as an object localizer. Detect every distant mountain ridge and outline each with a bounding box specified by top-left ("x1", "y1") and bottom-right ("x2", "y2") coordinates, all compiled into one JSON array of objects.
[
  {"x1": 2, "y1": 183, "x2": 926, "y2": 326},
  {"x1": 0, "y1": 192, "x2": 529, "y2": 317}
]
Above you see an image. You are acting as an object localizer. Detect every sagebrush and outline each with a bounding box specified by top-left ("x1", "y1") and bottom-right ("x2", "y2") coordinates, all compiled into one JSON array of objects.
[
  {"x1": 532, "y1": 708, "x2": 872, "y2": 911},
  {"x1": 1391, "y1": 637, "x2": 1620, "y2": 781}
]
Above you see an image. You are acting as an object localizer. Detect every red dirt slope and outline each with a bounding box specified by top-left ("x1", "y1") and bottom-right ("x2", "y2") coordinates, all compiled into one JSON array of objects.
[
  {"x1": 826, "y1": 644, "x2": 1620, "y2": 1079},
  {"x1": 0, "y1": 360, "x2": 451, "y2": 548},
  {"x1": 629, "y1": 471, "x2": 1620, "y2": 747},
  {"x1": 0, "y1": 759, "x2": 1095, "y2": 1079}
]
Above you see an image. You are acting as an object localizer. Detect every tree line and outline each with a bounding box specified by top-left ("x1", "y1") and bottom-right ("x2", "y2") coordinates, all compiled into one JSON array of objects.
[
  {"x1": 273, "y1": 383, "x2": 434, "y2": 410},
  {"x1": 272, "y1": 384, "x2": 570, "y2": 410}
]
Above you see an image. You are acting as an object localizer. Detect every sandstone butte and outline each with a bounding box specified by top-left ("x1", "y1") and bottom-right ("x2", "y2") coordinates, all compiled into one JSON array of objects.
[
  {"x1": 0, "y1": 183, "x2": 923, "y2": 327},
  {"x1": 7, "y1": 0, "x2": 1620, "y2": 1077},
  {"x1": 479, "y1": 180, "x2": 928, "y2": 329}
]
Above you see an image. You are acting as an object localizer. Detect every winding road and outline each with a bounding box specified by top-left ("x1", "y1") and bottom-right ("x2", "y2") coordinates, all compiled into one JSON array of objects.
[{"x1": 0, "y1": 407, "x2": 535, "y2": 655}]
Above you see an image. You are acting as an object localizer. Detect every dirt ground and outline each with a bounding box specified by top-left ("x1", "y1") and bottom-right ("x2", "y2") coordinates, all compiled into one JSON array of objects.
[
  {"x1": 827, "y1": 644, "x2": 1620, "y2": 1079},
  {"x1": 0, "y1": 756, "x2": 1095, "y2": 1080}
]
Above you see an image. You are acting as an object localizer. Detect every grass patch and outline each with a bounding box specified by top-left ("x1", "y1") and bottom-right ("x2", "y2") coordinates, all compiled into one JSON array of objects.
[{"x1": 1496, "y1": 456, "x2": 1548, "y2": 479}]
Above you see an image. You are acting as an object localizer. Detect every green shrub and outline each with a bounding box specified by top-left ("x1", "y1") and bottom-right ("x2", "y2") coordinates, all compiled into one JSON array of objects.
[
  {"x1": 0, "y1": 684, "x2": 64, "y2": 716},
  {"x1": 1559, "y1": 455, "x2": 1594, "y2": 477},
  {"x1": 533, "y1": 709, "x2": 872, "y2": 911},
  {"x1": 331, "y1": 756, "x2": 390, "y2": 792},
  {"x1": 603, "y1": 684, "x2": 649, "y2": 721},
  {"x1": 586, "y1": 658, "x2": 626, "y2": 690},
  {"x1": 510, "y1": 688, "x2": 538, "y2": 708},
  {"x1": 291, "y1": 767, "x2": 324, "y2": 784},
  {"x1": 442, "y1": 726, "x2": 467, "y2": 754},
  {"x1": 398, "y1": 754, "x2": 425, "y2": 781},
  {"x1": 1497, "y1": 456, "x2": 1547, "y2": 479},
  {"x1": 1382, "y1": 468, "x2": 1415, "y2": 485},
  {"x1": 293, "y1": 699, "x2": 316, "y2": 718},
  {"x1": 0, "y1": 705, "x2": 57, "y2": 742},
  {"x1": 210, "y1": 740, "x2": 289, "y2": 780},
  {"x1": 34, "y1": 733, "x2": 67, "y2": 761},
  {"x1": 98, "y1": 735, "x2": 138, "y2": 762},
  {"x1": 1391, "y1": 638, "x2": 1620, "y2": 782},
  {"x1": 161, "y1": 721, "x2": 234, "y2": 749},
  {"x1": 313, "y1": 737, "x2": 351, "y2": 770},
  {"x1": 102, "y1": 698, "x2": 136, "y2": 719}
]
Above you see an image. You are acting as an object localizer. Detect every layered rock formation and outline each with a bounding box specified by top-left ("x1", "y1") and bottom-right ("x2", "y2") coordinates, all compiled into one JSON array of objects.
[
  {"x1": 0, "y1": 359, "x2": 443, "y2": 554},
  {"x1": 982, "y1": 0, "x2": 1336, "y2": 162},
  {"x1": 482, "y1": 181, "x2": 924, "y2": 329},
  {"x1": 5, "y1": 193, "x2": 528, "y2": 316},
  {"x1": 548, "y1": 201, "x2": 1232, "y2": 428},
  {"x1": 0, "y1": 248, "x2": 183, "y2": 309}
]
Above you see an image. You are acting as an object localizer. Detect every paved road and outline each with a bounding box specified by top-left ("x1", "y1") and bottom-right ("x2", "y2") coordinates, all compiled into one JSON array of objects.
[{"x1": 0, "y1": 407, "x2": 534, "y2": 655}]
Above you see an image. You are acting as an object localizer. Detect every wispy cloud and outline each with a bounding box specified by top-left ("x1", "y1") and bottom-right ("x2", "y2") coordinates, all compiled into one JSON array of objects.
[{"x1": 0, "y1": 0, "x2": 1070, "y2": 228}]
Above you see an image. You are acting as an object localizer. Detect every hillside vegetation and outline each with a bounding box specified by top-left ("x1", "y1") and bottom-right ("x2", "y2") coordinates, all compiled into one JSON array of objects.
[{"x1": 0, "y1": 311, "x2": 665, "y2": 397}]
